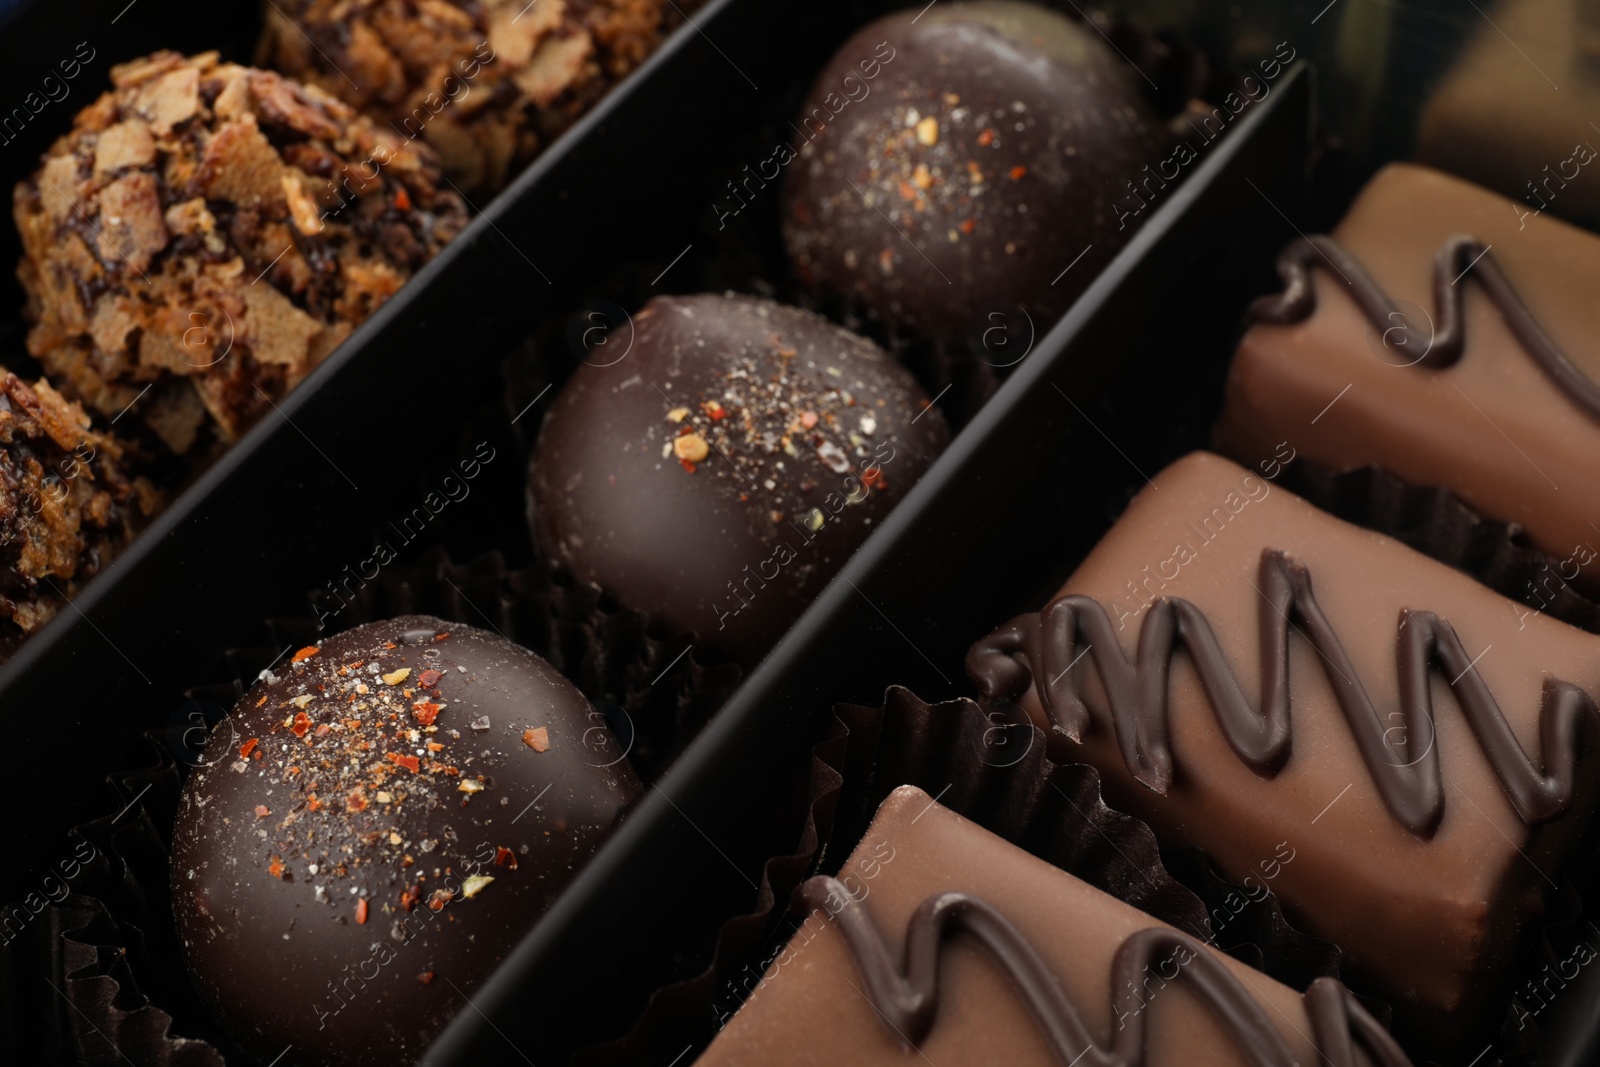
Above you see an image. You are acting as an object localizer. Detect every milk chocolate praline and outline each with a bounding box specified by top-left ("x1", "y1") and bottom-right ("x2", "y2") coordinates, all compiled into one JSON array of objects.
[
  {"x1": 699, "y1": 788, "x2": 1413, "y2": 1067},
  {"x1": 528, "y1": 293, "x2": 949, "y2": 666},
  {"x1": 1216, "y1": 164, "x2": 1600, "y2": 597},
  {"x1": 966, "y1": 452, "x2": 1600, "y2": 1049},
  {"x1": 171, "y1": 616, "x2": 640, "y2": 1067},
  {"x1": 783, "y1": 1, "x2": 1167, "y2": 340}
]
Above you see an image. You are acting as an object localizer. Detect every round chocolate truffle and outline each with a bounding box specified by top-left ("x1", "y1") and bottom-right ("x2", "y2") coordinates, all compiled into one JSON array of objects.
[
  {"x1": 171, "y1": 616, "x2": 640, "y2": 1067},
  {"x1": 257, "y1": 0, "x2": 676, "y2": 195},
  {"x1": 13, "y1": 51, "x2": 467, "y2": 456},
  {"x1": 529, "y1": 293, "x2": 950, "y2": 666},
  {"x1": 0, "y1": 366, "x2": 159, "y2": 662},
  {"x1": 783, "y1": 1, "x2": 1167, "y2": 340}
]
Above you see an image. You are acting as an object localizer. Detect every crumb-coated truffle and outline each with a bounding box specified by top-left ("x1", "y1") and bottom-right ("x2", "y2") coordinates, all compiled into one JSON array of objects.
[
  {"x1": 257, "y1": 0, "x2": 675, "y2": 195},
  {"x1": 171, "y1": 615, "x2": 640, "y2": 1067},
  {"x1": 13, "y1": 51, "x2": 468, "y2": 456},
  {"x1": 529, "y1": 293, "x2": 950, "y2": 666},
  {"x1": 784, "y1": 1, "x2": 1167, "y2": 340},
  {"x1": 0, "y1": 365, "x2": 158, "y2": 661}
]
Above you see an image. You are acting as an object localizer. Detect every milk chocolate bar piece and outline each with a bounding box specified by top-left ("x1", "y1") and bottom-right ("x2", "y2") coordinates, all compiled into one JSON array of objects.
[
  {"x1": 1215, "y1": 163, "x2": 1600, "y2": 593},
  {"x1": 967, "y1": 452, "x2": 1600, "y2": 1048},
  {"x1": 698, "y1": 786, "x2": 1409, "y2": 1067},
  {"x1": 1417, "y1": 0, "x2": 1600, "y2": 226}
]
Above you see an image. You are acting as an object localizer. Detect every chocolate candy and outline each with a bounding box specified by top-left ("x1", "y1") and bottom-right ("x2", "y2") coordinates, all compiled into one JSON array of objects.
[
  {"x1": 529, "y1": 292, "x2": 948, "y2": 666},
  {"x1": 171, "y1": 616, "x2": 640, "y2": 1067},
  {"x1": 1216, "y1": 163, "x2": 1600, "y2": 594},
  {"x1": 12, "y1": 51, "x2": 467, "y2": 455},
  {"x1": 783, "y1": 1, "x2": 1166, "y2": 340},
  {"x1": 257, "y1": 0, "x2": 675, "y2": 194},
  {"x1": 967, "y1": 452, "x2": 1600, "y2": 1047},
  {"x1": 700, "y1": 786, "x2": 1410, "y2": 1066},
  {"x1": 1417, "y1": 0, "x2": 1600, "y2": 227},
  {"x1": 0, "y1": 366, "x2": 158, "y2": 662}
]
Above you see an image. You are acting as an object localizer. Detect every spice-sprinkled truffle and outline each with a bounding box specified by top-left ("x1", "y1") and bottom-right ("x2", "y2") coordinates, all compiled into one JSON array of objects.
[
  {"x1": 784, "y1": 1, "x2": 1166, "y2": 340},
  {"x1": 529, "y1": 293, "x2": 950, "y2": 666},
  {"x1": 13, "y1": 51, "x2": 468, "y2": 456},
  {"x1": 171, "y1": 616, "x2": 640, "y2": 1067},
  {"x1": 0, "y1": 366, "x2": 158, "y2": 662},
  {"x1": 257, "y1": 0, "x2": 675, "y2": 195}
]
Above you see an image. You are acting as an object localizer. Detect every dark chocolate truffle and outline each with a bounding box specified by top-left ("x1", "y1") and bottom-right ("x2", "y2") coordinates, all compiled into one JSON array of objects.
[
  {"x1": 783, "y1": 0, "x2": 1167, "y2": 340},
  {"x1": 529, "y1": 293, "x2": 949, "y2": 666},
  {"x1": 13, "y1": 51, "x2": 467, "y2": 455},
  {"x1": 0, "y1": 366, "x2": 159, "y2": 662},
  {"x1": 171, "y1": 615, "x2": 640, "y2": 1067}
]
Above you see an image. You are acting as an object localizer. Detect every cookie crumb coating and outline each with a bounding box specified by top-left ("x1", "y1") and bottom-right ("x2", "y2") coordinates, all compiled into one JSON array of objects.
[
  {"x1": 13, "y1": 51, "x2": 468, "y2": 456},
  {"x1": 0, "y1": 366, "x2": 159, "y2": 660},
  {"x1": 257, "y1": 0, "x2": 678, "y2": 195}
]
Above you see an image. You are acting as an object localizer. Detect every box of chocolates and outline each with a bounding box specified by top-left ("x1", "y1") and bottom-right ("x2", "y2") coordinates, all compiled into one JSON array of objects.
[{"x1": 3, "y1": 1, "x2": 1599, "y2": 1065}]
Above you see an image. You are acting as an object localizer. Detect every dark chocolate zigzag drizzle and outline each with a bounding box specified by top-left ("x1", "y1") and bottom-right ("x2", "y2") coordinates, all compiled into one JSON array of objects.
[
  {"x1": 799, "y1": 875, "x2": 1410, "y2": 1066},
  {"x1": 1249, "y1": 234, "x2": 1600, "y2": 422},
  {"x1": 966, "y1": 548, "x2": 1595, "y2": 838}
]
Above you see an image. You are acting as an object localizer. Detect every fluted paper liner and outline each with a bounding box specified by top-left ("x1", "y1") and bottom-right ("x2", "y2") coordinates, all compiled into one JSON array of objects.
[{"x1": 0, "y1": 745, "x2": 232, "y2": 1064}]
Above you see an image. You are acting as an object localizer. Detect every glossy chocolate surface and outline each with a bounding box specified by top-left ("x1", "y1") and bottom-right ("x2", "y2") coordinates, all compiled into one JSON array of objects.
[
  {"x1": 529, "y1": 292, "x2": 948, "y2": 666},
  {"x1": 171, "y1": 615, "x2": 640, "y2": 1066},
  {"x1": 1250, "y1": 234, "x2": 1600, "y2": 423},
  {"x1": 799, "y1": 873, "x2": 1407, "y2": 1067},
  {"x1": 966, "y1": 452, "x2": 1600, "y2": 1045},
  {"x1": 783, "y1": 1, "x2": 1166, "y2": 340},
  {"x1": 699, "y1": 787, "x2": 1400, "y2": 1066},
  {"x1": 1217, "y1": 163, "x2": 1600, "y2": 592},
  {"x1": 971, "y1": 545, "x2": 1592, "y2": 839}
]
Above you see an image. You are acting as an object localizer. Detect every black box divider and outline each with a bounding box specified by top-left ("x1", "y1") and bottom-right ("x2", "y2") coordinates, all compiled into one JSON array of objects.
[{"x1": 419, "y1": 61, "x2": 1317, "y2": 1067}]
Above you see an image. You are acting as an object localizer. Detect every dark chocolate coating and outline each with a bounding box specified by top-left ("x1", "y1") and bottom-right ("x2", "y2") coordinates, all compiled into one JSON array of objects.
[
  {"x1": 529, "y1": 293, "x2": 949, "y2": 666},
  {"x1": 783, "y1": 0, "x2": 1166, "y2": 340},
  {"x1": 171, "y1": 616, "x2": 640, "y2": 1067}
]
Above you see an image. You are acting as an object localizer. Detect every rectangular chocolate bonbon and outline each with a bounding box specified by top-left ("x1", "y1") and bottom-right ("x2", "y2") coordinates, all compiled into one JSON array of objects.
[
  {"x1": 699, "y1": 786, "x2": 1407, "y2": 1066},
  {"x1": 1215, "y1": 162, "x2": 1600, "y2": 594},
  {"x1": 967, "y1": 452, "x2": 1600, "y2": 1045},
  {"x1": 1416, "y1": 0, "x2": 1600, "y2": 226}
]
